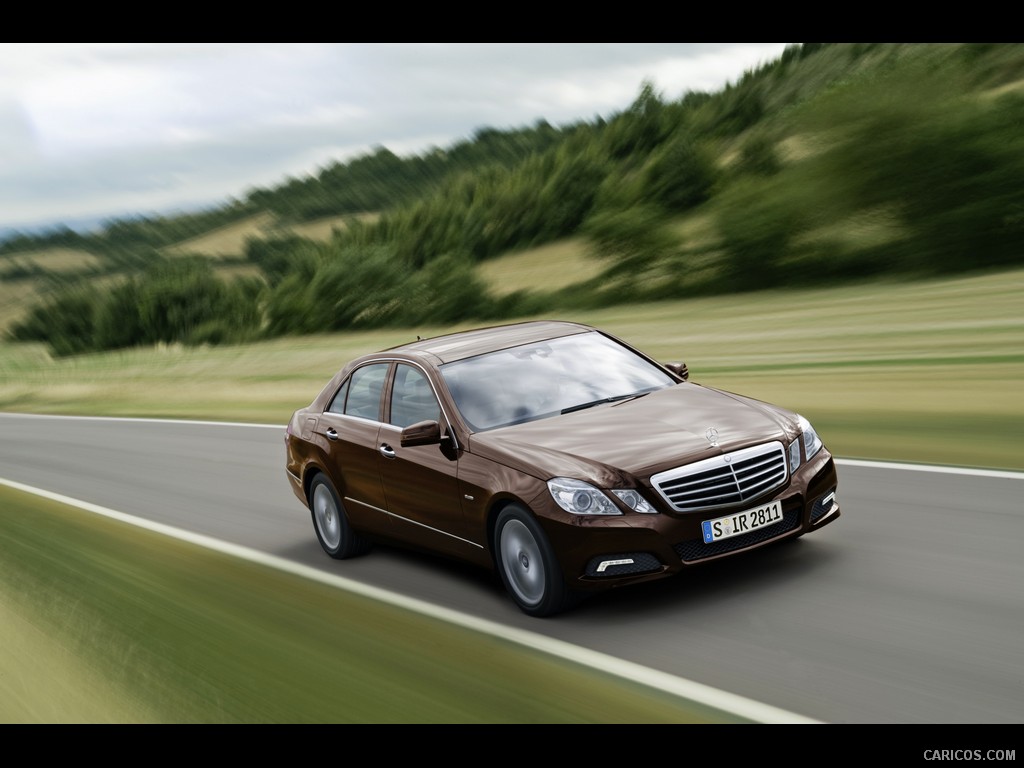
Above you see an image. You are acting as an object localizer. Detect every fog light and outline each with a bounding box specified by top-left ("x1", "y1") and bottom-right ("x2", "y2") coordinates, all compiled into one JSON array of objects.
[
  {"x1": 596, "y1": 558, "x2": 635, "y2": 573},
  {"x1": 585, "y1": 552, "x2": 663, "y2": 577}
]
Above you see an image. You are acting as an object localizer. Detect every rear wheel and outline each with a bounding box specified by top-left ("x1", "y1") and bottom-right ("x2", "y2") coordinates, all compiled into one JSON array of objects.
[
  {"x1": 309, "y1": 474, "x2": 371, "y2": 559},
  {"x1": 494, "y1": 505, "x2": 577, "y2": 617}
]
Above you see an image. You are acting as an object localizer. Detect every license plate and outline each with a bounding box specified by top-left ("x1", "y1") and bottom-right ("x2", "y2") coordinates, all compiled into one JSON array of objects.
[{"x1": 702, "y1": 500, "x2": 783, "y2": 544}]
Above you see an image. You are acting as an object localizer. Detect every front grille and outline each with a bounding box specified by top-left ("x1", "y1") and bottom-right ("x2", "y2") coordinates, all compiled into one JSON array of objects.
[
  {"x1": 651, "y1": 441, "x2": 788, "y2": 513},
  {"x1": 674, "y1": 504, "x2": 801, "y2": 562}
]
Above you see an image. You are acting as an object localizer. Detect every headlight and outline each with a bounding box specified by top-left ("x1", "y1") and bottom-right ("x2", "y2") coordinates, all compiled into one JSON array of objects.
[
  {"x1": 788, "y1": 438, "x2": 801, "y2": 472},
  {"x1": 797, "y1": 414, "x2": 823, "y2": 461},
  {"x1": 547, "y1": 478, "x2": 624, "y2": 515},
  {"x1": 611, "y1": 489, "x2": 657, "y2": 514}
]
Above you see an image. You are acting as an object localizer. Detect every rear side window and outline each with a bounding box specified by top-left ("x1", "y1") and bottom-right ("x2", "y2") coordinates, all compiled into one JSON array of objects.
[{"x1": 326, "y1": 379, "x2": 349, "y2": 414}]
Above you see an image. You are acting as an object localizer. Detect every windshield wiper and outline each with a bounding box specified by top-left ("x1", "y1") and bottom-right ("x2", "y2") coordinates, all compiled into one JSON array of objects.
[{"x1": 561, "y1": 392, "x2": 649, "y2": 415}]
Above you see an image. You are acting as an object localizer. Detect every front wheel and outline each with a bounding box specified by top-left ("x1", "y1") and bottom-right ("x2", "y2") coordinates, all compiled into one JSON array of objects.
[
  {"x1": 494, "y1": 505, "x2": 577, "y2": 617},
  {"x1": 309, "y1": 474, "x2": 371, "y2": 559}
]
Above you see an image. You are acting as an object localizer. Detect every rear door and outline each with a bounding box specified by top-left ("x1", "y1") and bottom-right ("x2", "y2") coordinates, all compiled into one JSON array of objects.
[{"x1": 318, "y1": 362, "x2": 391, "y2": 534}]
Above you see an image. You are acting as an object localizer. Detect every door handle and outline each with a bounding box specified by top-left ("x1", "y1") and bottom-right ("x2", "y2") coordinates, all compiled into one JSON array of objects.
[{"x1": 379, "y1": 443, "x2": 396, "y2": 459}]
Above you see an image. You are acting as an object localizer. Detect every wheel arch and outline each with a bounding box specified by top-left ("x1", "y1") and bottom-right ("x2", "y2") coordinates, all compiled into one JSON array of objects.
[
  {"x1": 301, "y1": 458, "x2": 347, "y2": 508},
  {"x1": 302, "y1": 465, "x2": 324, "y2": 506},
  {"x1": 484, "y1": 496, "x2": 531, "y2": 565}
]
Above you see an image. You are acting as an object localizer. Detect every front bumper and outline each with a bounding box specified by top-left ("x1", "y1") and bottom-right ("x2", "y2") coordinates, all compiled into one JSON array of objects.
[{"x1": 537, "y1": 451, "x2": 840, "y2": 592}]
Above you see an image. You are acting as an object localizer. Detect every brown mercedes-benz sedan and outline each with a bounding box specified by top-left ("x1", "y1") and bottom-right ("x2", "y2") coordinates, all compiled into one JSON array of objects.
[{"x1": 285, "y1": 320, "x2": 840, "y2": 617}]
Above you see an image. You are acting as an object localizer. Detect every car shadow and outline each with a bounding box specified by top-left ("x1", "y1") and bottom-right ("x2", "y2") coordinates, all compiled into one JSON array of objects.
[
  {"x1": 276, "y1": 530, "x2": 845, "y2": 622},
  {"x1": 567, "y1": 536, "x2": 846, "y2": 619}
]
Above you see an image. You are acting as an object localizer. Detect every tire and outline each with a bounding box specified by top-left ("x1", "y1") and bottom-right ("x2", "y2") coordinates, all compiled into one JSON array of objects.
[
  {"x1": 494, "y1": 505, "x2": 577, "y2": 617},
  {"x1": 309, "y1": 474, "x2": 371, "y2": 559}
]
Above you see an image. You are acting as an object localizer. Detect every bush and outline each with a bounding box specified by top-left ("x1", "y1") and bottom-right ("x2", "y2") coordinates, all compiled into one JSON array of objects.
[
  {"x1": 715, "y1": 179, "x2": 800, "y2": 291},
  {"x1": 8, "y1": 285, "x2": 102, "y2": 357},
  {"x1": 9, "y1": 258, "x2": 263, "y2": 355},
  {"x1": 399, "y1": 253, "x2": 493, "y2": 326},
  {"x1": 736, "y1": 133, "x2": 782, "y2": 177},
  {"x1": 309, "y1": 245, "x2": 408, "y2": 329},
  {"x1": 824, "y1": 91, "x2": 1024, "y2": 273},
  {"x1": 643, "y1": 133, "x2": 718, "y2": 212}
]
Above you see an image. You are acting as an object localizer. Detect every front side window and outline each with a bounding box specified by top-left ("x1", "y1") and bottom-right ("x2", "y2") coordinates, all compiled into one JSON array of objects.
[{"x1": 389, "y1": 364, "x2": 441, "y2": 428}]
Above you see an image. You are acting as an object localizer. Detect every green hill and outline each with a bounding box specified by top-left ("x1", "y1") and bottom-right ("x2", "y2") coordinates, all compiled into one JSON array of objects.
[{"x1": 3, "y1": 43, "x2": 1024, "y2": 356}]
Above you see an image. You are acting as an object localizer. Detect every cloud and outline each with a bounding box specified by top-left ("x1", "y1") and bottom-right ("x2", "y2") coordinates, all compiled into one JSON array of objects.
[{"x1": 0, "y1": 43, "x2": 789, "y2": 234}]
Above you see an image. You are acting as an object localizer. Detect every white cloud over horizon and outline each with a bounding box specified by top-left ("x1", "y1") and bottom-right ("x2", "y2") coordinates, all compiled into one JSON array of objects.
[{"x1": 0, "y1": 43, "x2": 789, "y2": 235}]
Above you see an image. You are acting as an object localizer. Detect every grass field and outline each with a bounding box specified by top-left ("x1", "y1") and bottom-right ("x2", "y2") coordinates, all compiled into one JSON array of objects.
[
  {"x1": 0, "y1": 484, "x2": 740, "y2": 724},
  {"x1": 160, "y1": 212, "x2": 278, "y2": 259},
  {"x1": 0, "y1": 279, "x2": 45, "y2": 333},
  {"x1": 0, "y1": 247, "x2": 103, "y2": 273},
  {"x1": 475, "y1": 237, "x2": 602, "y2": 295},
  {"x1": 160, "y1": 212, "x2": 375, "y2": 259},
  {"x1": 2, "y1": 266, "x2": 1021, "y2": 470}
]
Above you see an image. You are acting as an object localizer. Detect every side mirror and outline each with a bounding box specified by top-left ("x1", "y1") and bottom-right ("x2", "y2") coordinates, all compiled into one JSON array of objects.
[
  {"x1": 665, "y1": 362, "x2": 689, "y2": 381},
  {"x1": 401, "y1": 419, "x2": 443, "y2": 447}
]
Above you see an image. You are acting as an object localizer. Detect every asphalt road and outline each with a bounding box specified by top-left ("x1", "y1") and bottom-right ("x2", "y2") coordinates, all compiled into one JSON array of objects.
[{"x1": 1, "y1": 412, "x2": 1022, "y2": 724}]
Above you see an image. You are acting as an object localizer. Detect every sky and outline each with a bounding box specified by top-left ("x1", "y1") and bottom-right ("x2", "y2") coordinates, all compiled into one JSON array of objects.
[{"x1": 0, "y1": 43, "x2": 790, "y2": 236}]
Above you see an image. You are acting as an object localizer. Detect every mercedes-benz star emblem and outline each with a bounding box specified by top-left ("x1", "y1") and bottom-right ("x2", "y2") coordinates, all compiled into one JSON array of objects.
[{"x1": 705, "y1": 427, "x2": 719, "y2": 446}]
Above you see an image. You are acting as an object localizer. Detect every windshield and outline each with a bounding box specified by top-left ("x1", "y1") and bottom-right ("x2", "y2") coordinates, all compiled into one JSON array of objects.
[{"x1": 439, "y1": 331, "x2": 675, "y2": 431}]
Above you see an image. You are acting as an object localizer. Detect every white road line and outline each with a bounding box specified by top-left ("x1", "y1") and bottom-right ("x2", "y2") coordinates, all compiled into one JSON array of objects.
[
  {"x1": 0, "y1": 474, "x2": 819, "y2": 725},
  {"x1": 0, "y1": 412, "x2": 281, "y2": 429},
  {"x1": 835, "y1": 458, "x2": 1024, "y2": 480}
]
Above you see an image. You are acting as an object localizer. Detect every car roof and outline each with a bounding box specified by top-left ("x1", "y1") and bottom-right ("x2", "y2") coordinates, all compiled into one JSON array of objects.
[{"x1": 384, "y1": 320, "x2": 595, "y2": 364}]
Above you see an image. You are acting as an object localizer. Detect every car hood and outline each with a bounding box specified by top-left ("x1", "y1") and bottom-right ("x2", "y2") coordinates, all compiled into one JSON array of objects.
[{"x1": 468, "y1": 383, "x2": 798, "y2": 485}]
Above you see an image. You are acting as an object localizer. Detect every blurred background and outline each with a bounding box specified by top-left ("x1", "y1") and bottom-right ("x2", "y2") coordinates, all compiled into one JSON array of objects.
[{"x1": 2, "y1": 42, "x2": 1021, "y2": 470}]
